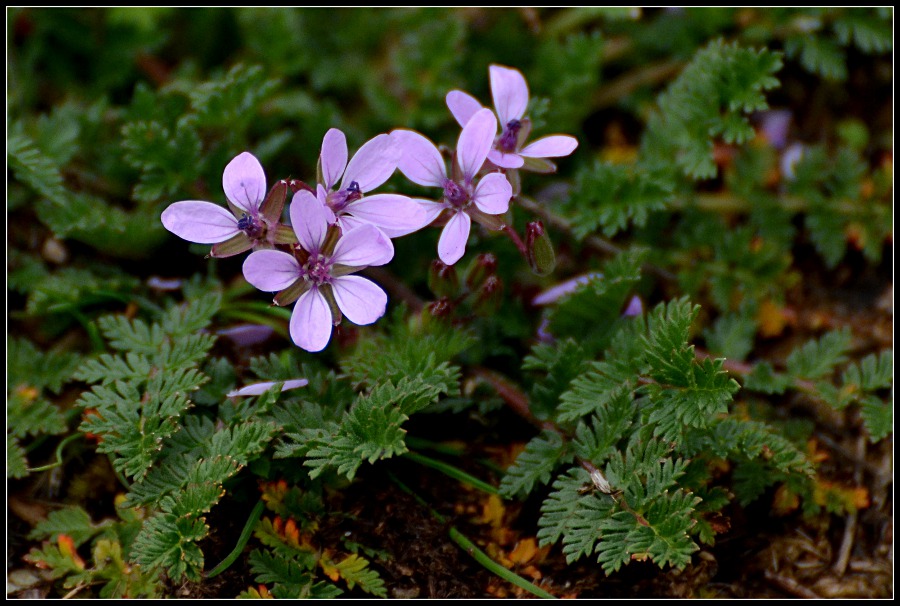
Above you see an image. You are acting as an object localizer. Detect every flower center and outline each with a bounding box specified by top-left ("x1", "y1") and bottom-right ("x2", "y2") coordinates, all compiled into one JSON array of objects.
[
  {"x1": 237, "y1": 213, "x2": 263, "y2": 239},
  {"x1": 302, "y1": 251, "x2": 333, "y2": 286},
  {"x1": 326, "y1": 180, "x2": 364, "y2": 213},
  {"x1": 498, "y1": 119, "x2": 521, "y2": 153},
  {"x1": 443, "y1": 179, "x2": 470, "y2": 209}
]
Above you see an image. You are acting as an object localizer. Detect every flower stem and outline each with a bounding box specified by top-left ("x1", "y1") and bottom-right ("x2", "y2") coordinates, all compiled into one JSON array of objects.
[
  {"x1": 502, "y1": 224, "x2": 528, "y2": 257},
  {"x1": 205, "y1": 499, "x2": 266, "y2": 579},
  {"x1": 26, "y1": 433, "x2": 82, "y2": 473},
  {"x1": 387, "y1": 472, "x2": 556, "y2": 599},
  {"x1": 403, "y1": 451, "x2": 499, "y2": 495}
]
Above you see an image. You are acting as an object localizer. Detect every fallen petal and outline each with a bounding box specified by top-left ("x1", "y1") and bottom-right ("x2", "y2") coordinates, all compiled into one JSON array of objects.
[
  {"x1": 226, "y1": 379, "x2": 309, "y2": 397},
  {"x1": 531, "y1": 272, "x2": 604, "y2": 306}
]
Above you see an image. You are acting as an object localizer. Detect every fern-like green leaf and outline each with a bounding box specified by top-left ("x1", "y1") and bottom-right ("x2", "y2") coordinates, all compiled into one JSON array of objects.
[
  {"x1": 499, "y1": 431, "x2": 572, "y2": 499},
  {"x1": 131, "y1": 513, "x2": 208, "y2": 582},
  {"x1": 785, "y1": 328, "x2": 852, "y2": 379}
]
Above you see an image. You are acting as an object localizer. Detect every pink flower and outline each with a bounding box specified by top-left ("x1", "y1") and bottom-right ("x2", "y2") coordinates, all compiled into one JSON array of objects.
[
  {"x1": 161, "y1": 152, "x2": 286, "y2": 257},
  {"x1": 392, "y1": 108, "x2": 513, "y2": 266},
  {"x1": 316, "y1": 129, "x2": 426, "y2": 238},
  {"x1": 242, "y1": 190, "x2": 393, "y2": 352},
  {"x1": 446, "y1": 65, "x2": 578, "y2": 172}
]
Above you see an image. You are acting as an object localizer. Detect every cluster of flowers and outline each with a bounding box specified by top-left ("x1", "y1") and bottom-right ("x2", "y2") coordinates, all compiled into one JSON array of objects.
[{"x1": 162, "y1": 65, "x2": 577, "y2": 355}]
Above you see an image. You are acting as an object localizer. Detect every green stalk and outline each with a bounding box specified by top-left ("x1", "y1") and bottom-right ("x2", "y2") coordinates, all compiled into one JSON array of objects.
[
  {"x1": 206, "y1": 499, "x2": 266, "y2": 579},
  {"x1": 388, "y1": 472, "x2": 556, "y2": 599},
  {"x1": 403, "y1": 451, "x2": 499, "y2": 495},
  {"x1": 26, "y1": 433, "x2": 81, "y2": 472}
]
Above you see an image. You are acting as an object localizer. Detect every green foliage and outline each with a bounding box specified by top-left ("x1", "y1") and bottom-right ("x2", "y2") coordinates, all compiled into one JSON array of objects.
[
  {"x1": 522, "y1": 338, "x2": 591, "y2": 420},
  {"x1": 566, "y1": 162, "x2": 672, "y2": 239},
  {"x1": 248, "y1": 550, "x2": 343, "y2": 599},
  {"x1": 7, "y1": 338, "x2": 81, "y2": 477},
  {"x1": 342, "y1": 309, "x2": 472, "y2": 396},
  {"x1": 281, "y1": 377, "x2": 450, "y2": 480},
  {"x1": 785, "y1": 328, "x2": 852, "y2": 379},
  {"x1": 499, "y1": 431, "x2": 572, "y2": 499},
  {"x1": 641, "y1": 40, "x2": 782, "y2": 179}
]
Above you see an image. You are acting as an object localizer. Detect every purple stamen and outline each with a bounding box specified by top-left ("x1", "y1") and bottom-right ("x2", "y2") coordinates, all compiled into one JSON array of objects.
[
  {"x1": 498, "y1": 119, "x2": 521, "y2": 153},
  {"x1": 326, "y1": 180, "x2": 364, "y2": 212},
  {"x1": 237, "y1": 213, "x2": 263, "y2": 239},
  {"x1": 303, "y1": 252, "x2": 333, "y2": 285},
  {"x1": 443, "y1": 179, "x2": 470, "y2": 208}
]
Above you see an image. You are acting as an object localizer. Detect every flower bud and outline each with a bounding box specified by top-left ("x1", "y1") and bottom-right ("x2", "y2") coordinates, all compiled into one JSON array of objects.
[
  {"x1": 464, "y1": 253, "x2": 497, "y2": 290},
  {"x1": 428, "y1": 260, "x2": 459, "y2": 298},
  {"x1": 424, "y1": 296, "x2": 455, "y2": 327},
  {"x1": 526, "y1": 221, "x2": 556, "y2": 276},
  {"x1": 473, "y1": 275, "x2": 503, "y2": 316}
]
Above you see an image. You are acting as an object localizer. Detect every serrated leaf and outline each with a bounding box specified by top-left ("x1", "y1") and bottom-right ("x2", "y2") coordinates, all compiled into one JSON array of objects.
[
  {"x1": 860, "y1": 395, "x2": 892, "y2": 443},
  {"x1": 499, "y1": 431, "x2": 572, "y2": 499},
  {"x1": 785, "y1": 328, "x2": 852, "y2": 379}
]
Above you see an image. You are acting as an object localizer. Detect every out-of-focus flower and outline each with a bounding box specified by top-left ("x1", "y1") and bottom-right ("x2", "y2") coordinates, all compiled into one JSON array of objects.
[
  {"x1": 161, "y1": 152, "x2": 291, "y2": 257},
  {"x1": 531, "y1": 272, "x2": 604, "y2": 306},
  {"x1": 780, "y1": 143, "x2": 806, "y2": 182},
  {"x1": 242, "y1": 191, "x2": 393, "y2": 352},
  {"x1": 316, "y1": 129, "x2": 425, "y2": 238},
  {"x1": 446, "y1": 65, "x2": 578, "y2": 172},
  {"x1": 226, "y1": 379, "x2": 309, "y2": 397},
  {"x1": 392, "y1": 108, "x2": 513, "y2": 265}
]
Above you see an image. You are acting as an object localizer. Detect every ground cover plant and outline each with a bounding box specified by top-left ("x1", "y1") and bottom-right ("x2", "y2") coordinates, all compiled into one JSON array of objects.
[{"x1": 7, "y1": 7, "x2": 893, "y2": 598}]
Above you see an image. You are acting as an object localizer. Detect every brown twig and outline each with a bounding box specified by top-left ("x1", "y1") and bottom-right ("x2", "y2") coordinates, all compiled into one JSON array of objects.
[
  {"x1": 764, "y1": 570, "x2": 822, "y2": 599},
  {"x1": 832, "y1": 435, "x2": 866, "y2": 577}
]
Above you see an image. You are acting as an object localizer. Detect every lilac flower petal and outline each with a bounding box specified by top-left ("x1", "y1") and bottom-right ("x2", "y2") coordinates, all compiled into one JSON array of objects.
[
  {"x1": 331, "y1": 224, "x2": 394, "y2": 267},
  {"x1": 161, "y1": 201, "x2": 240, "y2": 244},
  {"x1": 331, "y1": 275, "x2": 388, "y2": 326},
  {"x1": 242, "y1": 250, "x2": 301, "y2": 292},
  {"x1": 457, "y1": 108, "x2": 497, "y2": 183},
  {"x1": 222, "y1": 152, "x2": 266, "y2": 214},
  {"x1": 226, "y1": 379, "x2": 309, "y2": 397},
  {"x1": 344, "y1": 194, "x2": 428, "y2": 238},
  {"x1": 531, "y1": 272, "x2": 604, "y2": 306},
  {"x1": 417, "y1": 199, "x2": 448, "y2": 226},
  {"x1": 342, "y1": 134, "x2": 401, "y2": 193},
  {"x1": 520, "y1": 135, "x2": 579, "y2": 159},
  {"x1": 290, "y1": 287, "x2": 333, "y2": 352},
  {"x1": 391, "y1": 129, "x2": 447, "y2": 187},
  {"x1": 490, "y1": 65, "x2": 529, "y2": 127},
  {"x1": 437, "y1": 211, "x2": 471, "y2": 266},
  {"x1": 320, "y1": 128, "x2": 348, "y2": 190},
  {"x1": 472, "y1": 172, "x2": 512, "y2": 215},
  {"x1": 317, "y1": 184, "x2": 338, "y2": 224},
  {"x1": 217, "y1": 324, "x2": 275, "y2": 347},
  {"x1": 446, "y1": 90, "x2": 484, "y2": 127},
  {"x1": 290, "y1": 189, "x2": 331, "y2": 253},
  {"x1": 487, "y1": 149, "x2": 525, "y2": 169}
]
